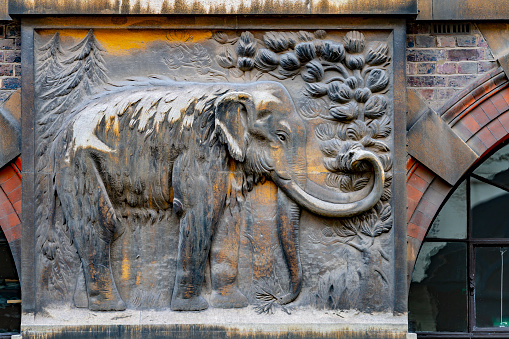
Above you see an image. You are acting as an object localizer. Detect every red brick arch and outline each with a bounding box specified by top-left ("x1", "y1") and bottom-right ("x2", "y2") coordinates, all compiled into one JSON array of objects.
[
  {"x1": 0, "y1": 157, "x2": 22, "y2": 272},
  {"x1": 406, "y1": 67, "x2": 509, "y2": 285}
]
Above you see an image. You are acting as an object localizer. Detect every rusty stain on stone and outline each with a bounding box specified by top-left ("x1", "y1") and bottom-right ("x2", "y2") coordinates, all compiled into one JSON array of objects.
[{"x1": 8, "y1": 0, "x2": 417, "y2": 15}]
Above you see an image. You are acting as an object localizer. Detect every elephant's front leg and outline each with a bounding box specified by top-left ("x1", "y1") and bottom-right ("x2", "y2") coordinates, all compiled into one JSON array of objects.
[
  {"x1": 170, "y1": 155, "x2": 229, "y2": 311},
  {"x1": 209, "y1": 200, "x2": 248, "y2": 308}
]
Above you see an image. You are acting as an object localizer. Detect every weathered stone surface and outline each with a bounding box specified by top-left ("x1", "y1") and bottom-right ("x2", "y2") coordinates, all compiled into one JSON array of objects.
[
  {"x1": 0, "y1": 90, "x2": 20, "y2": 168},
  {"x1": 22, "y1": 24, "x2": 403, "y2": 336},
  {"x1": 6, "y1": 0, "x2": 417, "y2": 15},
  {"x1": 407, "y1": 109, "x2": 478, "y2": 185}
]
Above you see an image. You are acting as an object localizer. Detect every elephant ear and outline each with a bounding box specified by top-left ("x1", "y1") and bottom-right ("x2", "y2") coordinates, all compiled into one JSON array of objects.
[{"x1": 215, "y1": 91, "x2": 253, "y2": 162}]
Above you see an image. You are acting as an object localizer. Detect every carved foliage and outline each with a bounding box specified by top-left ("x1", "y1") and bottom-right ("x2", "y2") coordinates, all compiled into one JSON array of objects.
[{"x1": 35, "y1": 29, "x2": 108, "y2": 300}]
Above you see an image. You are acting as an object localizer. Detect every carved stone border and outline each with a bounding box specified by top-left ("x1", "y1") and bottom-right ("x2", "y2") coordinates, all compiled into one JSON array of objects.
[{"x1": 19, "y1": 16, "x2": 407, "y2": 334}]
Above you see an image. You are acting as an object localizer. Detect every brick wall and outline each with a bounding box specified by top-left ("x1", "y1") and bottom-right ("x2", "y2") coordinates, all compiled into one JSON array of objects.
[
  {"x1": 0, "y1": 21, "x2": 21, "y2": 103},
  {"x1": 407, "y1": 22, "x2": 498, "y2": 111}
]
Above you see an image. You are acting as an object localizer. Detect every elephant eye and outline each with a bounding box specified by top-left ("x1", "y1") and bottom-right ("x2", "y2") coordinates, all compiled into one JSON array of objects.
[{"x1": 276, "y1": 132, "x2": 287, "y2": 142}]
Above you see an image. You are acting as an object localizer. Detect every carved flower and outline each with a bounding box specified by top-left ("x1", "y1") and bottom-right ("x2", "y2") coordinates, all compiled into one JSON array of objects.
[
  {"x1": 301, "y1": 60, "x2": 324, "y2": 83},
  {"x1": 354, "y1": 88, "x2": 371, "y2": 103},
  {"x1": 299, "y1": 97, "x2": 328, "y2": 118},
  {"x1": 365, "y1": 42, "x2": 389, "y2": 66},
  {"x1": 345, "y1": 76, "x2": 358, "y2": 89},
  {"x1": 344, "y1": 31, "x2": 365, "y2": 53},
  {"x1": 327, "y1": 81, "x2": 353, "y2": 103},
  {"x1": 321, "y1": 40, "x2": 345, "y2": 63},
  {"x1": 305, "y1": 83, "x2": 328, "y2": 97},
  {"x1": 366, "y1": 69, "x2": 389, "y2": 92},
  {"x1": 263, "y1": 32, "x2": 289, "y2": 52},
  {"x1": 237, "y1": 57, "x2": 255, "y2": 71},
  {"x1": 297, "y1": 30, "x2": 314, "y2": 41},
  {"x1": 236, "y1": 31, "x2": 257, "y2": 58},
  {"x1": 217, "y1": 46, "x2": 236, "y2": 68},
  {"x1": 285, "y1": 32, "x2": 299, "y2": 49},
  {"x1": 294, "y1": 42, "x2": 316, "y2": 62},
  {"x1": 313, "y1": 40, "x2": 323, "y2": 58},
  {"x1": 280, "y1": 52, "x2": 301, "y2": 71},
  {"x1": 254, "y1": 49, "x2": 280, "y2": 71},
  {"x1": 329, "y1": 102, "x2": 359, "y2": 121},
  {"x1": 365, "y1": 95, "x2": 388, "y2": 119},
  {"x1": 314, "y1": 29, "x2": 327, "y2": 39},
  {"x1": 213, "y1": 31, "x2": 229, "y2": 44},
  {"x1": 345, "y1": 54, "x2": 364, "y2": 70}
]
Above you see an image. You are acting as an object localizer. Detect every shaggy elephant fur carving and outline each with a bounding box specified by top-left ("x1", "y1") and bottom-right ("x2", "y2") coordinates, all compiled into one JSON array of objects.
[{"x1": 39, "y1": 76, "x2": 385, "y2": 311}]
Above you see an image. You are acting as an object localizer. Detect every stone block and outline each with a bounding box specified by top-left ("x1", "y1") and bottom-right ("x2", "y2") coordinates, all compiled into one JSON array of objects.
[
  {"x1": 4, "y1": 51, "x2": 20, "y2": 63},
  {"x1": 415, "y1": 35, "x2": 435, "y2": 48},
  {"x1": 435, "y1": 88, "x2": 459, "y2": 100},
  {"x1": 407, "y1": 49, "x2": 446, "y2": 62},
  {"x1": 0, "y1": 78, "x2": 21, "y2": 90},
  {"x1": 0, "y1": 64, "x2": 13, "y2": 76},
  {"x1": 407, "y1": 76, "x2": 447, "y2": 87},
  {"x1": 407, "y1": 23, "x2": 431, "y2": 34},
  {"x1": 458, "y1": 62, "x2": 478, "y2": 74},
  {"x1": 436, "y1": 62, "x2": 456, "y2": 74},
  {"x1": 437, "y1": 36, "x2": 456, "y2": 48},
  {"x1": 477, "y1": 36, "x2": 488, "y2": 48},
  {"x1": 417, "y1": 62, "x2": 436, "y2": 74},
  {"x1": 478, "y1": 60, "x2": 498, "y2": 73},
  {"x1": 407, "y1": 35, "x2": 415, "y2": 48},
  {"x1": 407, "y1": 62, "x2": 417, "y2": 75},
  {"x1": 456, "y1": 35, "x2": 477, "y2": 47},
  {"x1": 448, "y1": 75, "x2": 479, "y2": 87},
  {"x1": 447, "y1": 48, "x2": 484, "y2": 61},
  {"x1": 5, "y1": 23, "x2": 20, "y2": 38},
  {"x1": 415, "y1": 89, "x2": 434, "y2": 100},
  {"x1": 0, "y1": 38, "x2": 14, "y2": 50}
]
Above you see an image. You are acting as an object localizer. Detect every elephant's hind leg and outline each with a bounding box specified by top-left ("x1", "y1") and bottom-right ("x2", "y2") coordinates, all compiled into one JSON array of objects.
[{"x1": 61, "y1": 155, "x2": 126, "y2": 311}]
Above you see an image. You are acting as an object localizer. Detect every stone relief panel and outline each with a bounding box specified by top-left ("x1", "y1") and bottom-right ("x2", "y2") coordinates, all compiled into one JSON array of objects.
[{"x1": 33, "y1": 28, "x2": 394, "y2": 314}]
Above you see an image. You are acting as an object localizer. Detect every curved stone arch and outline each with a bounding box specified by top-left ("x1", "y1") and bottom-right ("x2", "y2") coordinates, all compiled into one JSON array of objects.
[
  {"x1": 0, "y1": 158, "x2": 22, "y2": 276},
  {"x1": 406, "y1": 66, "x2": 509, "y2": 286},
  {"x1": 0, "y1": 89, "x2": 22, "y2": 278}
]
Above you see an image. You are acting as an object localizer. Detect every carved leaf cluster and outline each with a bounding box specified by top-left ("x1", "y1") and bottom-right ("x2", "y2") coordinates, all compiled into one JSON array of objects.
[{"x1": 328, "y1": 202, "x2": 393, "y2": 239}]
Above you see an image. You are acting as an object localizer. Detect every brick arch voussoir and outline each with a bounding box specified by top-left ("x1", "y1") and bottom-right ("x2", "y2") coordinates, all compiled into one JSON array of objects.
[
  {"x1": 0, "y1": 157, "x2": 22, "y2": 275},
  {"x1": 406, "y1": 67, "x2": 509, "y2": 287}
]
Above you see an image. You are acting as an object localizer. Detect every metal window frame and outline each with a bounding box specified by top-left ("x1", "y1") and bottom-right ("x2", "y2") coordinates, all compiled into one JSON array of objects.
[{"x1": 414, "y1": 140, "x2": 509, "y2": 337}]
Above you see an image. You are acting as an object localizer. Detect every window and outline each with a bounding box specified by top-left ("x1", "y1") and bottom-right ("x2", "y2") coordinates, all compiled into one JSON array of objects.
[{"x1": 409, "y1": 142, "x2": 509, "y2": 338}]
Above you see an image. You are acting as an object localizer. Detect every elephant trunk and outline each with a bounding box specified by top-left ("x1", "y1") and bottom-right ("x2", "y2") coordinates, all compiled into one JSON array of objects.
[
  {"x1": 277, "y1": 187, "x2": 302, "y2": 305},
  {"x1": 276, "y1": 151, "x2": 306, "y2": 305},
  {"x1": 273, "y1": 149, "x2": 385, "y2": 218}
]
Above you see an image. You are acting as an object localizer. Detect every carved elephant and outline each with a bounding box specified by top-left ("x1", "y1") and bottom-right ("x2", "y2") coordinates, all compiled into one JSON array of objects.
[{"x1": 40, "y1": 77, "x2": 384, "y2": 311}]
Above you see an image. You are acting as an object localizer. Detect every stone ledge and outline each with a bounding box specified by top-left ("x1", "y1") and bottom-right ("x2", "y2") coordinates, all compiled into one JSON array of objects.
[{"x1": 22, "y1": 309, "x2": 408, "y2": 338}]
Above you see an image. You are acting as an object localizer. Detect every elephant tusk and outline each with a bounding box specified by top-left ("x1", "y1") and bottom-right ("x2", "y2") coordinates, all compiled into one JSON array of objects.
[{"x1": 273, "y1": 149, "x2": 384, "y2": 218}]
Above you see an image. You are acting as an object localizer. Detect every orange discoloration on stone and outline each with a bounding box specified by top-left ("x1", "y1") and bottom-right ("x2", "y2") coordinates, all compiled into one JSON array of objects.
[{"x1": 38, "y1": 29, "x2": 212, "y2": 56}]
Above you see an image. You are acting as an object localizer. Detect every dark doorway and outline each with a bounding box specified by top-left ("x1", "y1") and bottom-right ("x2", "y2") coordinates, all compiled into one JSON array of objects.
[{"x1": 0, "y1": 227, "x2": 21, "y2": 337}]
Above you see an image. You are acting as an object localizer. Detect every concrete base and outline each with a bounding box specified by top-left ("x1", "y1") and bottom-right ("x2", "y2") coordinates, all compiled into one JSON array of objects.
[{"x1": 22, "y1": 308, "x2": 408, "y2": 338}]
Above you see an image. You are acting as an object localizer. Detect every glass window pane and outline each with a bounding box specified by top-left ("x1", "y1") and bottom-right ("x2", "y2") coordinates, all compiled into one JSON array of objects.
[
  {"x1": 473, "y1": 143, "x2": 509, "y2": 190},
  {"x1": 475, "y1": 247, "x2": 509, "y2": 328},
  {"x1": 471, "y1": 178, "x2": 509, "y2": 238},
  {"x1": 427, "y1": 180, "x2": 467, "y2": 239},
  {"x1": 409, "y1": 242, "x2": 467, "y2": 332}
]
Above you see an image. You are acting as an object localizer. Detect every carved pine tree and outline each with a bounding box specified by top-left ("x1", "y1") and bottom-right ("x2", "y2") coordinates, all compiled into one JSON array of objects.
[
  {"x1": 35, "y1": 29, "x2": 109, "y2": 301},
  {"x1": 36, "y1": 32, "x2": 64, "y2": 95}
]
